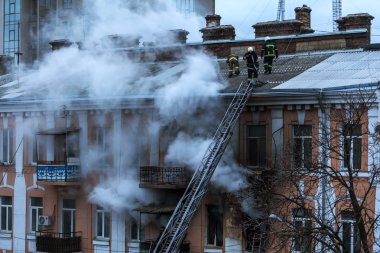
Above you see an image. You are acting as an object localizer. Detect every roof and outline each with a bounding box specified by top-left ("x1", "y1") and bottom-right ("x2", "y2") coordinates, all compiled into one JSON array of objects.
[
  {"x1": 275, "y1": 50, "x2": 380, "y2": 90},
  {"x1": 220, "y1": 52, "x2": 333, "y2": 92}
]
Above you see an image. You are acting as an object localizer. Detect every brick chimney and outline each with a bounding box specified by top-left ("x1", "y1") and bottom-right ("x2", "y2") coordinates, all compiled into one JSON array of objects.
[
  {"x1": 200, "y1": 15, "x2": 236, "y2": 41},
  {"x1": 168, "y1": 29, "x2": 189, "y2": 44},
  {"x1": 295, "y1": 5, "x2": 314, "y2": 34},
  {"x1": 336, "y1": 13, "x2": 374, "y2": 31},
  {"x1": 49, "y1": 39, "x2": 73, "y2": 50},
  {"x1": 0, "y1": 55, "x2": 13, "y2": 74},
  {"x1": 253, "y1": 5, "x2": 315, "y2": 38}
]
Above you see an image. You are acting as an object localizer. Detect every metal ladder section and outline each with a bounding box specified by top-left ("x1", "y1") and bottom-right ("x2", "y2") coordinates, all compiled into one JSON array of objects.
[{"x1": 152, "y1": 80, "x2": 257, "y2": 253}]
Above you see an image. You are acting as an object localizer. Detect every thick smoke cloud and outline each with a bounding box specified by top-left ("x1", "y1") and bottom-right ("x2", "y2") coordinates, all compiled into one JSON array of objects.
[{"x1": 15, "y1": 0, "x2": 246, "y2": 214}]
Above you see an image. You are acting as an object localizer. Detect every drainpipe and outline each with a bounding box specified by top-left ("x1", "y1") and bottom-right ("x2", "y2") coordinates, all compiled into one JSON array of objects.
[{"x1": 317, "y1": 89, "x2": 328, "y2": 252}]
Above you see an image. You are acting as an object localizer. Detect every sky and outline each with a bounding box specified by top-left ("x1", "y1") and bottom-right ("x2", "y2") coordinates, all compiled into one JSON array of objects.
[{"x1": 215, "y1": 0, "x2": 380, "y2": 43}]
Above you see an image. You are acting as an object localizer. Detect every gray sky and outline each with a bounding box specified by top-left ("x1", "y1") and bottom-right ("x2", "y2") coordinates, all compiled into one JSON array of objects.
[{"x1": 215, "y1": 0, "x2": 380, "y2": 43}]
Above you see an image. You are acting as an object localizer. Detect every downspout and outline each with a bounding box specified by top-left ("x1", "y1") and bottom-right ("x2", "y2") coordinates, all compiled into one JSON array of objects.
[{"x1": 317, "y1": 89, "x2": 328, "y2": 253}]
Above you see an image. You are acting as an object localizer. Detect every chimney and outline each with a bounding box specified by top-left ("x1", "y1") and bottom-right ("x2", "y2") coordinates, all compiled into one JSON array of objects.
[
  {"x1": 200, "y1": 15, "x2": 236, "y2": 42},
  {"x1": 49, "y1": 39, "x2": 73, "y2": 50},
  {"x1": 0, "y1": 55, "x2": 13, "y2": 75},
  {"x1": 295, "y1": 5, "x2": 314, "y2": 34},
  {"x1": 104, "y1": 34, "x2": 140, "y2": 48},
  {"x1": 205, "y1": 14, "x2": 221, "y2": 27},
  {"x1": 168, "y1": 29, "x2": 189, "y2": 44},
  {"x1": 336, "y1": 13, "x2": 374, "y2": 31}
]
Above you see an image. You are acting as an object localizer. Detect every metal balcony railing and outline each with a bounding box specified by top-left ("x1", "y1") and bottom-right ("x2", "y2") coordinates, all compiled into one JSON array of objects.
[
  {"x1": 36, "y1": 231, "x2": 82, "y2": 253},
  {"x1": 140, "y1": 166, "x2": 189, "y2": 188},
  {"x1": 37, "y1": 162, "x2": 80, "y2": 182}
]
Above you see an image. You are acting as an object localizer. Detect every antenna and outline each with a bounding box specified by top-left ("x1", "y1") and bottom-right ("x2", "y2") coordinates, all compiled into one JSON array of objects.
[
  {"x1": 277, "y1": 0, "x2": 285, "y2": 21},
  {"x1": 332, "y1": 0, "x2": 342, "y2": 31}
]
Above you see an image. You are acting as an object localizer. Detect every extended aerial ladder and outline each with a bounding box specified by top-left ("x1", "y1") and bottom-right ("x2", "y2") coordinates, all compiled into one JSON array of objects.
[{"x1": 152, "y1": 80, "x2": 259, "y2": 253}]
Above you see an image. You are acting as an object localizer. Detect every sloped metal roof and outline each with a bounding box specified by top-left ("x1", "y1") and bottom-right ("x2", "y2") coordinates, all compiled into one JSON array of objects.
[
  {"x1": 275, "y1": 51, "x2": 380, "y2": 90},
  {"x1": 220, "y1": 52, "x2": 333, "y2": 92}
]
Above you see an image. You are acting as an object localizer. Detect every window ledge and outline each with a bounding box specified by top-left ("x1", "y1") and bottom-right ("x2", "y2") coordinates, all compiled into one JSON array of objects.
[
  {"x1": 27, "y1": 234, "x2": 36, "y2": 240},
  {"x1": 204, "y1": 247, "x2": 223, "y2": 253},
  {"x1": 93, "y1": 239, "x2": 110, "y2": 246},
  {"x1": 0, "y1": 232, "x2": 12, "y2": 238}
]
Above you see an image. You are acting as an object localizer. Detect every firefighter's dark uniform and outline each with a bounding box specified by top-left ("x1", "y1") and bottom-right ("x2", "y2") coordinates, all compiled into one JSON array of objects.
[
  {"x1": 243, "y1": 50, "x2": 259, "y2": 81},
  {"x1": 226, "y1": 53, "x2": 240, "y2": 78},
  {"x1": 261, "y1": 40, "x2": 278, "y2": 74}
]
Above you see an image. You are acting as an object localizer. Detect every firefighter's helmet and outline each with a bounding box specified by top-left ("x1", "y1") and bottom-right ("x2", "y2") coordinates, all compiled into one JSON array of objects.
[{"x1": 247, "y1": 47, "x2": 253, "y2": 52}]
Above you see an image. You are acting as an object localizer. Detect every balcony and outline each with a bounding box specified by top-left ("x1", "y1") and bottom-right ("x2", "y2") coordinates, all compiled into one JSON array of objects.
[
  {"x1": 37, "y1": 161, "x2": 80, "y2": 185},
  {"x1": 36, "y1": 231, "x2": 82, "y2": 253},
  {"x1": 140, "y1": 166, "x2": 189, "y2": 189}
]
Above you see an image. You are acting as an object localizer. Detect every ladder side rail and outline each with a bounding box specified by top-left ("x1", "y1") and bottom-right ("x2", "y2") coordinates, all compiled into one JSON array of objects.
[{"x1": 153, "y1": 81, "x2": 255, "y2": 253}]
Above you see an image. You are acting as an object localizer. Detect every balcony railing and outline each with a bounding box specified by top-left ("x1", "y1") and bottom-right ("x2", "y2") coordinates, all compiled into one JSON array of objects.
[
  {"x1": 36, "y1": 231, "x2": 82, "y2": 253},
  {"x1": 37, "y1": 161, "x2": 80, "y2": 182},
  {"x1": 140, "y1": 166, "x2": 189, "y2": 188}
]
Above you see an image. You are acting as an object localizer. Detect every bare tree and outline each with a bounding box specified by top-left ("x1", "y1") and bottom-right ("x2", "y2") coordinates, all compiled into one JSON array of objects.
[{"x1": 240, "y1": 86, "x2": 380, "y2": 253}]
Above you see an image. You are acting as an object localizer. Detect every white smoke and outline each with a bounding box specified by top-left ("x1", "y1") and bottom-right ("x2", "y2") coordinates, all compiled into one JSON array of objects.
[
  {"x1": 165, "y1": 132, "x2": 248, "y2": 192},
  {"x1": 12, "y1": 0, "x2": 247, "y2": 214}
]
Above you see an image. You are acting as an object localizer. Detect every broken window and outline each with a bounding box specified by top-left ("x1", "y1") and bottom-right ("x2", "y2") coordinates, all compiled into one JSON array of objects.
[
  {"x1": 293, "y1": 125, "x2": 312, "y2": 168},
  {"x1": 246, "y1": 125, "x2": 266, "y2": 167},
  {"x1": 207, "y1": 205, "x2": 223, "y2": 247},
  {"x1": 340, "y1": 211, "x2": 360, "y2": 253},
  {"x1": 293, "y1": 208, "x2": 313, "y2": 253},
  {"x1": 343, "y1": 124, "x2": 362, "y2": 170}
]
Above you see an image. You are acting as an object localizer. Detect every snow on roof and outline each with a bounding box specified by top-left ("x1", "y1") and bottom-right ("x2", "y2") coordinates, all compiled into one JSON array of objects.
[{"x1": 274, "y1": 50, "x2": 380, "y2": 90}]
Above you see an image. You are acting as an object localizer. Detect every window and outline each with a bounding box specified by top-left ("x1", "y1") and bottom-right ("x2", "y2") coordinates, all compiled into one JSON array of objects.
[
  {"x1": 245, "y1": 221, "x2": 265, "y2": 252},
  {"x1": 3, "y1": 0, "x2": 20, "y2": 58},
  {"x1": 30, "y1": 135, "x2": 44, "y2": 164},
  {"x1": 130, "y1": 219, "x2": 139, "y2": 240},
  {"x1": 63, "y1": 0, "x2": 72, "y2": 9},
  {"x1": 0, "y1": 196, "x2": 12, "y2": 232},
  {"x1": 0, "y1": 129, "x2": 14, "y2": 164},
  {"x1": 207, "y1": 205, "x2": 223, "y2": 247},
  {"x1": 246, "y1": 125, "x2": 266, "y2": 167},
  {"x1": 62, "y1": 199, "x2": 75, "y2": 235},
  {"x1": 341, "y1": 211, "x2": 360, "y2": 253},
  {"x1": 96, "y1": 206, "x2": 110, "y2": 238},
  {"x1": 343, "y1": 124, "x2": 362, "y2": 170},
  {"x1": 293, "y1": 208, "x2": 312, "y2": 253},
  {"x1": 293, "y1": 125, "x2": 312, "y2": 168},
  {"x1": 30, "y1": 197, "x2": 43, "y2": 233},
  {"x1": 94, "y1": 127, "x2": 108, "y2": 152}
]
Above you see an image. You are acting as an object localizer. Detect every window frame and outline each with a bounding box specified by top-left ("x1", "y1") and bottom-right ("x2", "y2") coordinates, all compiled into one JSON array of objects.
[
  {"x1": 292, "y1": 208, "x2": 313, "y2": 253},
  {"x1": 0, "y1": 196, "x2": 12, "y2": 233},
  {"x1": 340, "y1": 211, "x2": 361, "y2": 253},
  {"x1": 0, "y1": 128, "x2": 14, "y2": 164},
  {"x1": 95, "y1": 205, "x2": 110, "y2": 239},
  {"x1": 206, "y1": 205, "x2": 223, "y2": 247},
  {"x1": 292, "y1": 125, "x2": 313, "y2": 169},
  {"x1": 61, "y1": 199, "x2": 76, "y2": 236},
  {"x1": 29, "y1": 197, "x2": 43, "y2": 233},
  {"x1": 246, "y1": 125, "x2": 266, "y2": 168},
  {"x1": 342, "y1": 124, "x2": 362, "y2": 171},
  {"x1": 62, "y1": 0, "x2": 72, "y2": 9}
]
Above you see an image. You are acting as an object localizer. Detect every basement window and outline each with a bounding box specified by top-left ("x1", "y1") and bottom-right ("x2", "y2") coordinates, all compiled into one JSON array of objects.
[{"x1": 207, "y1": 205, "x2": 223, "y2": 247}]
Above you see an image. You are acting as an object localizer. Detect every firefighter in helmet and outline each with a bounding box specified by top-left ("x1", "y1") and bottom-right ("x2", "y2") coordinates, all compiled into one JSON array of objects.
[
  {"x1": 261, "y1": 36, "x2": 278, "y2": 74},
  {"x1": 226, "y1": 53, "x2": 240, "y2": 78},
  {"x1": 243, "y1": 47, "x2": 259, "y2": 82}
]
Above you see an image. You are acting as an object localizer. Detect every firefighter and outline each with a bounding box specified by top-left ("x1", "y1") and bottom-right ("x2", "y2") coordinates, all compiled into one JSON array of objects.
[
  {"x1": 226, "y1": 53, "x2": 240, "y2": 78},
  {"x1": 243, "y1": 47, "x2": 259, "y2": 82},
  {"x1": 261, "y1": 36, "x2": 278, "y2": 74}
]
